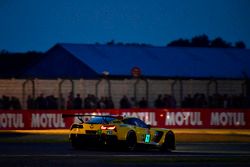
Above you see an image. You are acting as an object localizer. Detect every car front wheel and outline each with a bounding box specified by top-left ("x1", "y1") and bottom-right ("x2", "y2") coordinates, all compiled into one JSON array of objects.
[{"x1": 160, "y1": 131, "x2": 175, "y2": 152}]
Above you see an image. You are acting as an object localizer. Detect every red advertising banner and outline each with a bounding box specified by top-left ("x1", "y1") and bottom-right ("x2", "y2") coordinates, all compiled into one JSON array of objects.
[{"x1": 0, "y1": 109, "x2": 249, "y2": 130}]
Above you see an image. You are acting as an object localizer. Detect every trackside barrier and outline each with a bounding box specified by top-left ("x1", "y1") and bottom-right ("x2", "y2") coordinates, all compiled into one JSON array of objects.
[{"x1": 0, "y1": 109, "x2": 249, "y2": 130}]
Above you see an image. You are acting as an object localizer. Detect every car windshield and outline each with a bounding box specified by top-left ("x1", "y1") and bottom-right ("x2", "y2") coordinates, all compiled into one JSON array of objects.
[
  {"x1": 123, "y1": 118, "x2": 148, "y2": 128},
  {"x1": 87, "y1": 117, "x2": 116, "y2": 124}
]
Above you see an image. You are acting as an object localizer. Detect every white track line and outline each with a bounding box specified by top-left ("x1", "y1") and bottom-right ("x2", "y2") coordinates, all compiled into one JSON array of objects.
[{"x1": 0, "y1": 154, "x2": 250, "y2": 158}]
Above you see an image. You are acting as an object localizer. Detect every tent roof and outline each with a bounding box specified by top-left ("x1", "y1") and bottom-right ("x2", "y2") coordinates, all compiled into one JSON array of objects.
[
  {"x1": 1, "y1": 43, "x2": 250, "y2": 80},
  {"x1": 20, "y1": 45, "x2": 99, "y2": 79},
  {"x1": 57, "y1": 43, "x2": 250, "y2": 79}
]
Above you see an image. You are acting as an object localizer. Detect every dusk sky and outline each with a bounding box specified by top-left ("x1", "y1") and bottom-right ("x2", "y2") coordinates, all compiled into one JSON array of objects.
[{"x1": 0, "y1": 0, "x2": 250, "y2": 52}]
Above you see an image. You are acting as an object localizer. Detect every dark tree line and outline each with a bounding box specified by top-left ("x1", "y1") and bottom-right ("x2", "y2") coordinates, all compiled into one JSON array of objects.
[
  {"x1": 0, "y1": 36, "x2": 247, "y2": 55},
  {"x1": 103, "y1": 36, "x2": 246, "y2": 49},
  {"x1": 167, "y1": 34, "x2": 246, "y2": 49},
  {"x1": 0, "y1": 51, "x2": 44, "y2": 78}
]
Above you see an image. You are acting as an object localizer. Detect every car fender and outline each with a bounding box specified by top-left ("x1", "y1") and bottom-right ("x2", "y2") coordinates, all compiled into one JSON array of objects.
[{"x1": 116, "y1": 124, "x2": 135, "y2": 140}]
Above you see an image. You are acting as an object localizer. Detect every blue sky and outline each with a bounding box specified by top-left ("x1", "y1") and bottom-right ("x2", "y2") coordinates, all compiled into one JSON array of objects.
[{"x1": 0, "y1": 0, "x2": 250, "y2": 52}]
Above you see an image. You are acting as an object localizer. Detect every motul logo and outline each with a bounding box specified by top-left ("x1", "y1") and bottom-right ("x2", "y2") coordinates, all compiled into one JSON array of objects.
[
  {"x1": 165, "y1": 112, "x2": 203, "y2": 126},
  {"x1": 31, "y1": 114, "x2": 65, "y2": 128},
  {"x1": 210, "y1": 112, "x2": 246, "y2": 126},
  {"x1": 0, "y1": 113, "x2": 24, "y2": 128}
]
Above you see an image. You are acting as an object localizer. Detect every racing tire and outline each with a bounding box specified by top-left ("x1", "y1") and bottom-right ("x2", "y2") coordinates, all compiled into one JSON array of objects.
[
  {"x1": 160, "y1": 131, "x2": 175, "y2": 152},
  {"x1": 125, "y1": 131, "x2": 137, "y2": 151}
]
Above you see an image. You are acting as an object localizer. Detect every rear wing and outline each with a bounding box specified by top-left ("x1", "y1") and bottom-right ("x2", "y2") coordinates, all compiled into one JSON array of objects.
[{"x1": 62, "y1": 114, "x2": 123, "y2": 123}]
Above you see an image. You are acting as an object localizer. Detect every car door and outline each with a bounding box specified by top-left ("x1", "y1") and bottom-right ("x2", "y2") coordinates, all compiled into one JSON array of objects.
[
  {"x1": 123, "y1": 118, "x2": 152, "y2": 144},
  {"x1": 133, "y1": 118, "x2": 152, "y2": 144}
]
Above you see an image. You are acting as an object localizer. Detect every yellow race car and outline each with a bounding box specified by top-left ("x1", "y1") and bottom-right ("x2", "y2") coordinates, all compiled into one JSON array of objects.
[{"x1": 63, "y1": 114, "x2": 175, "y2": 151}]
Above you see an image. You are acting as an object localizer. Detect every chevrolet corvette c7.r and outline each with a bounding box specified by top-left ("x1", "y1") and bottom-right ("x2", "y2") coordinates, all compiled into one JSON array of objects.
[{"x1": 62, "y1": 114, "x2": 175, "y2": 151}]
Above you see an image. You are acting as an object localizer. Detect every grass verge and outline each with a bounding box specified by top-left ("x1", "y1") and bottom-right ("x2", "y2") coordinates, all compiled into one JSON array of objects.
[{"x1": 0, "y1": 129, "x2": 250, "y2": 143}]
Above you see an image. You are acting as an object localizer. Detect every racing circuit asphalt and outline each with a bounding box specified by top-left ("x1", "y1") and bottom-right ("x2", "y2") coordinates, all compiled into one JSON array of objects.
[{"x1": 0, "y1": 137, "x2": 250, "y2": 167}]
